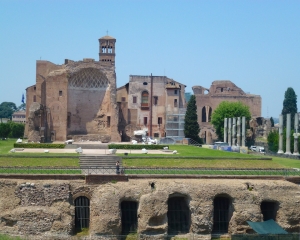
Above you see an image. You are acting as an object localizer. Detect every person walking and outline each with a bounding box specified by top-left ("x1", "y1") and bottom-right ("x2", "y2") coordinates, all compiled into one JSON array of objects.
[{"x1": 116, "y1": 161, "x2": 120, "y2": 174}]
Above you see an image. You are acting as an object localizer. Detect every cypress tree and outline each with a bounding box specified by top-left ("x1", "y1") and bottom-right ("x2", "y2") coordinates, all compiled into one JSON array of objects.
[
  {"x1": 184, "y1": 95, "x2": 201, "y2": 142},
  {"x1": 281, "y1": 87, "x2": 297, "y2": 127}
]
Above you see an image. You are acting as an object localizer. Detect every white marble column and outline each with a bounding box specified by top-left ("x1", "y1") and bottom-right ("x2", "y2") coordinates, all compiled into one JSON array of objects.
[
  {"x1": 237, "y1": 117, "x2": 241, "y2": 146},
  {"x1": 232, "y1": 117, "x2": 236, "y2": 146},
  {"x1": 278, "y1": 114, "x2": 284, "y2": 154},
  {"x1": 242, "y1": 116, "x2": 246, "y2": 147},
  {"x1": 285, "y1": 113, "x2": 291, "y2": 155},
  {"x1": 293, "y1": 113, "x2": 299, "y2": 156},
  {"x1": 224, "y1": 118, "x2": 228, "y2": 143},
  {"x1": 228, "y1": 118, "x2": 232, "y2": 146}
]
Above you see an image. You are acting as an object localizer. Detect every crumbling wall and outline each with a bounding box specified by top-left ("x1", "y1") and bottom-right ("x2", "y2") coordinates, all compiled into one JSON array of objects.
[{"x1": 0, "y1": 178, "x2": 299, "y2": 239}]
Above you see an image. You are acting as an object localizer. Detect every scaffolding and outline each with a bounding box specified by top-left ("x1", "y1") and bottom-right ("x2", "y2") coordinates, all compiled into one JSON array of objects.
[{"x1": 165, "y1": 109, "x2": 186, "y2": 141}]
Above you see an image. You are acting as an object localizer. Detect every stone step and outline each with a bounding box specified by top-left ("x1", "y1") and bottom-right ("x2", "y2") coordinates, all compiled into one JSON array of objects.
[{"x1": 79, "y1": 155, "x2": 122, "y2": 169}]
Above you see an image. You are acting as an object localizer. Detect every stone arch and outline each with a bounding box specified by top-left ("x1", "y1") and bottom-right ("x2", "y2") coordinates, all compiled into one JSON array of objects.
[
  {"x1": 120, "y1": 200, "x2": 138, "y2": 234},
  {"x1": 74, "y1": 196, "x2": 90, "y2": 232},
  {"x1": 167, "y1": 193, "x2": 190, "y2": 234},
  {"x1": 212, "y1": 194, "x2": 233, "y2": 234},
  {"x1": 200, "y1": 127, "x2": 218, "y2": 144},
  {"x1": 201, "y1": 106, "x2": 212, "y2": 122},
  {"x1": 260, "y1": 200, "x2": 279, "y2": 221},
  {"x1": 68, "y1": 68, "x2": 109, "y2": 90}
]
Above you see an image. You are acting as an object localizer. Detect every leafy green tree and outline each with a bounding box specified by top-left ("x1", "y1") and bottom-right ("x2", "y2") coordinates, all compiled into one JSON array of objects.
[
  {"x1": 184, "y1": 95, "x2": 202, "y2": 143},
  {"x1": 0, "y1": 123, "x2": 11, "y2": 138},
  {"x1": 9, "y1": 122, "x2": 25, "y2": 138},
  {"x1": 267, "y1": 130, "x2": 279, "y2": 152},
  {"x1": 0, "y1": 102, "x2": 17, "y2": 122},
  {"x1": 211, "y1": 101, "x2": 251, "y2": 141},
  {"x1": 270, "y1": 117, "x2": 274, "y2": 127},
  {"x1": 0, "y1": 122, "x2": 25, "y2": 138},
  {"x1": 281, "y1": 87, "x2": 297, "y2": 127}
]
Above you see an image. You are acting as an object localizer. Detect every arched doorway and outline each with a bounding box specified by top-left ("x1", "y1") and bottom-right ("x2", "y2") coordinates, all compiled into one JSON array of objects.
[
  {"x1": 212, "y1": 195, "x2": 232, "y2": 234},
  {"x1": 261, "y1": 201, "x2": 278, "y2": 221},
  {"x1": 167, "y1": 196, "x2": 190, "y2": 234},
  {"x1": 74, "y1": 196, "x2": 90, "y2": 231},
  {"x1": 121, "y1": 201, "x2": 138, "y2": 234}
]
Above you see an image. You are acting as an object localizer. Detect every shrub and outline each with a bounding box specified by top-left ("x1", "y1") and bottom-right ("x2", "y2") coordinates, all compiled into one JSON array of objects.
[
  {"x1": 108, "y1": 144, "x2": 169, "y2": 150},
  {"x1": 14, "y1": 143, "x2": 65, "y2": 149}
]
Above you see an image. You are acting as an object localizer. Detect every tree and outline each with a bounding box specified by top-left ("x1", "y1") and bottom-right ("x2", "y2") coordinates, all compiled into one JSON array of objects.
[
  {"x1": 0, "y1": 102, "x2": 17, "y2": 122},
  {"x1": 281, "y1": 87, "x2": 297, "y2": 127},
  {"x1": 270, "y1": 117, "x2": 274, "y2": 127},
  {"x1": 267, "y1": 130, "x2": 278, "y2": 152},
  {"x1": 211, "y1": 101, "x2": 251, "y2": 141},
  {"x1": 16, "y1": 103, "x2": 26, "y2": 111},
  {"x1": 184, "y1": 95, "x2": 201, "y2": 143}
]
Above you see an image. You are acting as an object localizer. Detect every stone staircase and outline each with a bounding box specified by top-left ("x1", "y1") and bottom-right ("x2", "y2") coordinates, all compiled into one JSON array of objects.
[{"x1": 79, "y1": 154, "x2": 122, "y2": 175}]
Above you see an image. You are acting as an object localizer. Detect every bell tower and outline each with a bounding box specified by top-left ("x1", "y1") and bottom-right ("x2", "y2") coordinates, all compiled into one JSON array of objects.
[{"x1": 99, "y1": 35, "x2": 116, "y2": 65}]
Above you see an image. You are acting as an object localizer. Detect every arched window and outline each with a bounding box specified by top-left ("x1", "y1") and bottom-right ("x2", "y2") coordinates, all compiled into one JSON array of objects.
[
  {"x1": 212, "y1": 195, "x2": 232, "y2": 234},
  {"x1": 167, "y1": 196, "x2": 190, "y2": 234},
  {"x1": 75, "y1": 196, "x2": 90, "y2": 231},
  {"x1": 141, "y1": 91, "x2": 149, "y2": 107},
  {"x1": 261, "y1": 201, "x2": 278, "y2": 221},
  {"x1": 121, "y1": 201, "x2": 138, "y2": 234},
  {"x1": 202, "y1": 106, "x2": 212, "y2": 122},
  {"x1": 202, "y1": 107, "x2": 206, "y2": 122}
]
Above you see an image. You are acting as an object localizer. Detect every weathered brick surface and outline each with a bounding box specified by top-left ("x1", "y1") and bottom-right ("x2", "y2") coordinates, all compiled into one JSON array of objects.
[
  {"x1": 193, "y1": 81, "x2": 262, "y2": 144},
  {"x1": 25, "y1": 36, "x2": 120, "y2": 142}
]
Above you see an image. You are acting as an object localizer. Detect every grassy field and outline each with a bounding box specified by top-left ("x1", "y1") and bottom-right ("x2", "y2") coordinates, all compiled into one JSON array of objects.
[{"x1": 1, "y1": 138, "x2": 300, "y2": 170}]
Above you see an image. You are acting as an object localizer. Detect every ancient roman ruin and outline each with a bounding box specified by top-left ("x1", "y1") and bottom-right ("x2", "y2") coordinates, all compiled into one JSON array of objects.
[
  {"x1": 224, "y1": 117, "x2": 246, "y2": 147},
  {"x1": 117, "y1": 75, "x2": 186, "y2": 141},
  {"x1": 25, "y1": 36, "x2": 120, "y2": 143},
  {"x1": 24, "y1": 36, "x2": 265, "y2": 144},
  {"x1": 278, "y1": 113, "x2": 300, "y2": 155},
  {"x1": 0, "y1": 177, "x2": 299, "y2": 239},
  {"x1": 193, "y1": 81, "x2": 261, "y2": 144}
]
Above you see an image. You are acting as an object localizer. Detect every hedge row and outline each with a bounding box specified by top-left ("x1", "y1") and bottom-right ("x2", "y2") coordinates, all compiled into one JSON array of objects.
[
  {"x1": 14, "y1": 143, "x2": 66, "y2": 149},
  {"x1": 108, "y1": 144, "x2": 169, "y2": 150}
]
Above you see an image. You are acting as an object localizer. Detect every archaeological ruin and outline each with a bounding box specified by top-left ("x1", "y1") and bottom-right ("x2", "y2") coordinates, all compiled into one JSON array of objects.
[
  {"x1": 117, "y1": 75, "x2": 186, "y2": 141},
  {"x1": 24, "y1": 35, "x2": 265, "y2": 144},
  {"x1": 0, "y1": 177, "x2": 299, "y2": 239},
  {"x1": 193, "y1": 81, "x2": 262, "y2": 144},
  {"x1": 25, "y1": 35, "x2": 120, "y2": 143}
]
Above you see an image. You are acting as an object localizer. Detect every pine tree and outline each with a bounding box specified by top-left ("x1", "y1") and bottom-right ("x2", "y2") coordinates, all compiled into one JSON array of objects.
[
  {"x1": 270, "y1": 117, "x2": 274, "y2": 127},
  {"x1": 281, "y1": 87, "x2": 297, "y2": 127},
  {"x1": 184, "y1": 95, "x2": 201, "y2": 142}
]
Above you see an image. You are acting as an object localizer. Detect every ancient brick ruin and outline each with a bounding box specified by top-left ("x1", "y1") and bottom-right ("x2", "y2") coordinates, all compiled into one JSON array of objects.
[{"x1": 25, "y1": 36, "x2": 120, "y2": 142}]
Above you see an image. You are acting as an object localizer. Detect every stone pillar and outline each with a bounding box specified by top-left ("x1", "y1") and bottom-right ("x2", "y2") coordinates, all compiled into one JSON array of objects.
[
  {"x1": 293, "y1": 113, "x2": 299, "y2": 156},
  {"x1": 232, "y1": 117, "x2": 236, "y2": 146},
  {"x1": 278, "y1": 114, "x2": 284, "y2": 154},
  {"x1": 242, "y1": 116, "x2": 245, "y2": 147},
  {"x1": 224, "y1": 118, "x2": 227, "y2": 143},
  {"x1": 237, "y1": 117, "x2": 241, "y2": 146},
  {"x1": 285, "y1": 113, "x2": 291, "y2": 155},
  {"x1": 228, "y1": 118, "x2": 232, "y2": 146}
]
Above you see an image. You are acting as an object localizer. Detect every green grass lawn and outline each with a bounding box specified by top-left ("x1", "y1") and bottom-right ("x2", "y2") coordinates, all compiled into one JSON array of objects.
[
  {"x1": 1, "y1": 138, "x2": 300, "y2": 171},
  {"x1": 0, "y1": 234, "x2": 24, "y2": 240}
]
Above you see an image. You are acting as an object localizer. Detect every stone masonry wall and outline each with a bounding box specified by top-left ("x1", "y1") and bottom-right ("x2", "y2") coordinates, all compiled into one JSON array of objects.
[{"x1": 0, "y1": 178, "x2": 299, "y2": 239}]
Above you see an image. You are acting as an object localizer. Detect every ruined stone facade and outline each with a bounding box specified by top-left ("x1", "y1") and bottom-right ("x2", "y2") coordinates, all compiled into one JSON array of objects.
[
  {"x1": 25, "y1": 36, "x2": 120, "y2": 142},
  {"x1": 117, "y1": 76, "x2": 186, "y2": 141},
  {"x1": 193, "y1": 81, "x2": 262, "y2": 144},
  {"x1": 0, "y1": 178, "x2": 299, "y2": 239}
]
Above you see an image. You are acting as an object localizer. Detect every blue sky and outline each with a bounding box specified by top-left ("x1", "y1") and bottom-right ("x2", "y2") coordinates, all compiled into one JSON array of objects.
[{"x1": 0, "y1": 0, "x2": 299, "y2": 118}]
